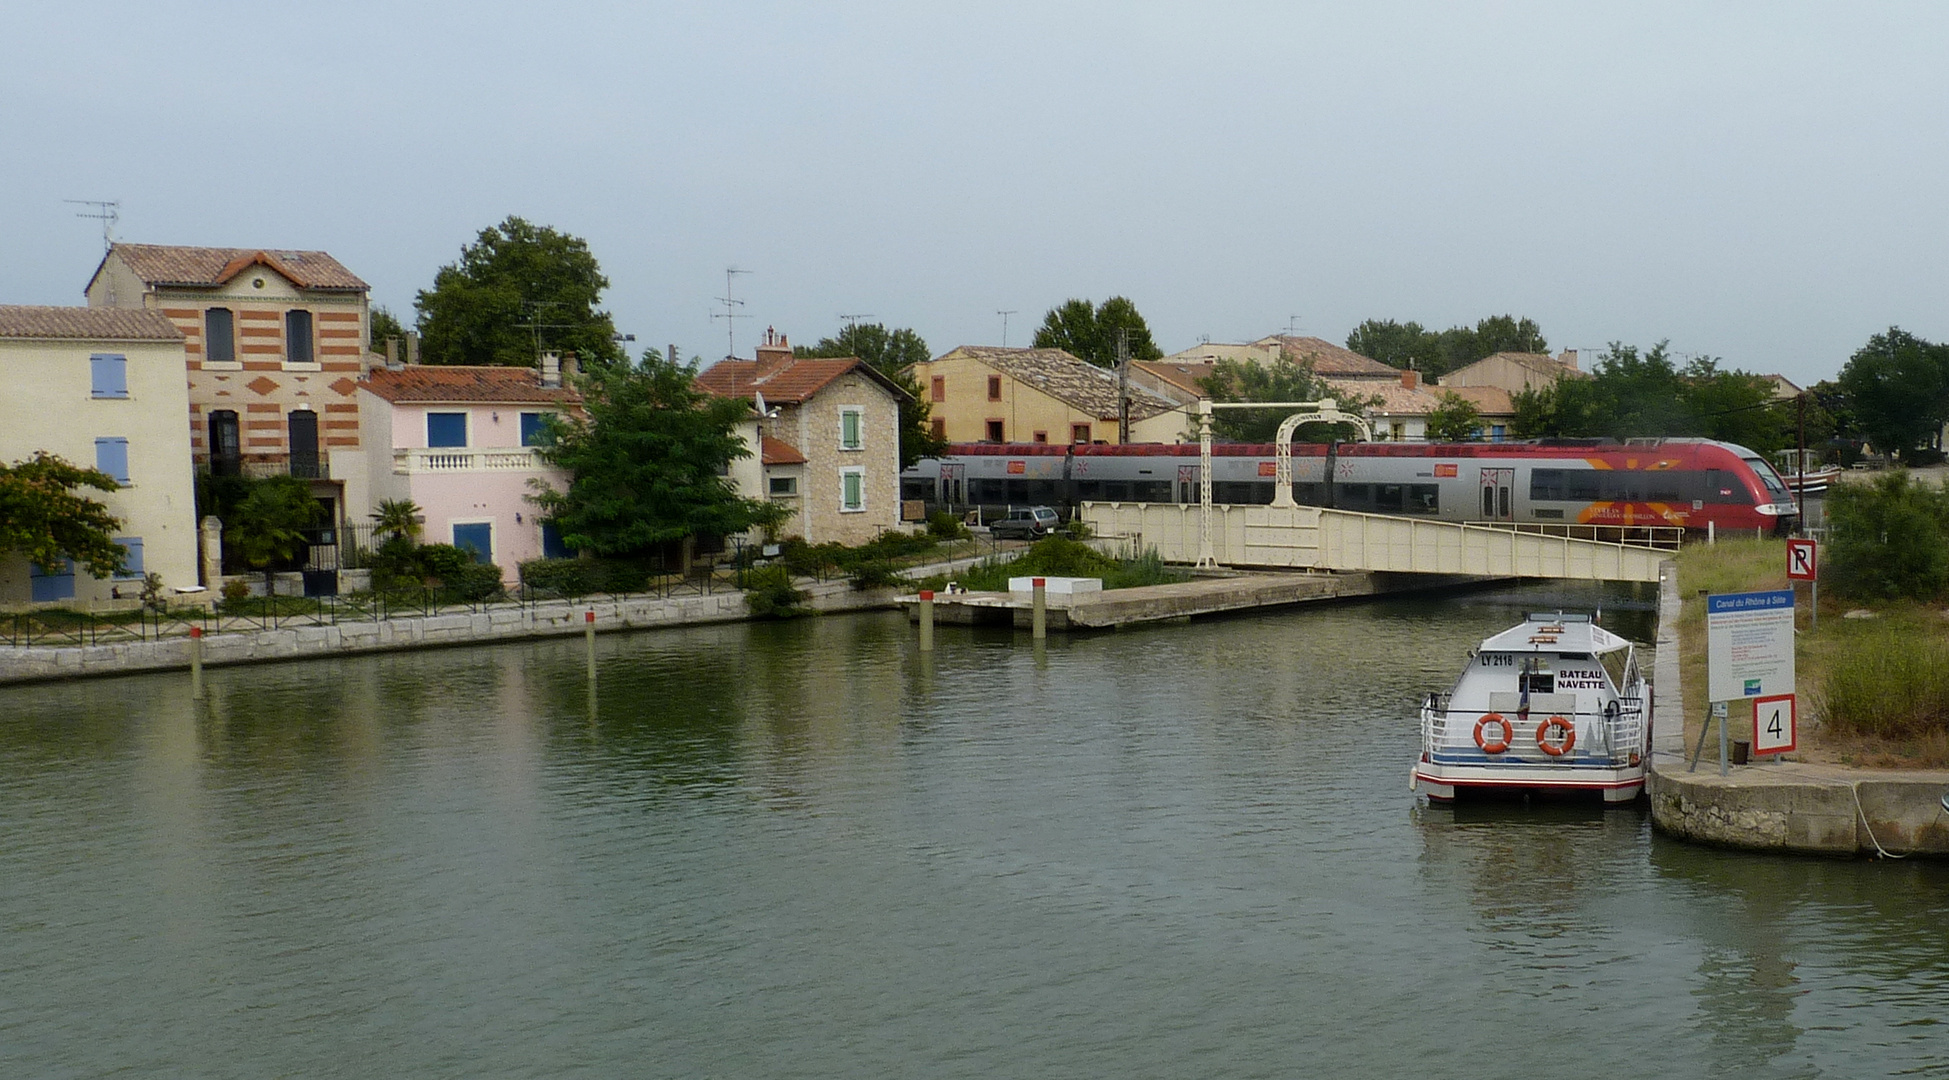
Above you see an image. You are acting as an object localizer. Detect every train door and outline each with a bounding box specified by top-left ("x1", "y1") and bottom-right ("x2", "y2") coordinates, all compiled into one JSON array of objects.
[
  {"x1": 1177, "y1": 464, "x2": 1198, "y2": 503},
  {"x1": 1479, "y1": 467, "x2": 1514, "y2": 521},
  {"x1": 940, "y1": 462, "x2": 965, "y2": 508}
]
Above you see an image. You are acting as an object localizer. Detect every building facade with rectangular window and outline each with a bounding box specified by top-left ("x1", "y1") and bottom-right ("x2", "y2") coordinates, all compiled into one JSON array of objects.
[
  {"x1": 0, "y1": 306, "x2": 197, "y2": 603},
  {"x1": 357, "y1": 363, "x2": 580, "y2": 582},
  {"x1": 85, "y1": 243, "x2": 375, "y2": 532},
  {"x1": 906, "y1": 345, "x2": 1185, "y2": 446},
  {"x1": 694, "y1": 328, "x2": 911, "y2": 545}
]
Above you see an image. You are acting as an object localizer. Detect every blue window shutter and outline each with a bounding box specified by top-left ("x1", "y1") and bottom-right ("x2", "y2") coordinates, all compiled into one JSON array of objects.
[
  {"x1": 30, "y1": 560, "x2": 76, "y2": 602},
  {"x1": 427, "y1": 412, "x2": 467, "y2": 448},
  {"x1": 540, "y1": 522, "x2": 569, "y2": 559},
  {"x1": 95, "y1": 437, "x2": 129, "y2": 484},
  {"x1": 90, "y1": 354, "x2": 128, "y2": 398},
  {"x1": 520, "y1": 412, "x2": 545, "y2": 447},
  {"x1": 113, "y1": 537, "x2": 143, "y2": 578}
]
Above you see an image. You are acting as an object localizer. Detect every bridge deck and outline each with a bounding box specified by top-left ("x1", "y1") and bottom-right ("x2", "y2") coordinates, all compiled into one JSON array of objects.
[{"x1": 1081, "y1": 502, "x2": 1668, "y2": 582}]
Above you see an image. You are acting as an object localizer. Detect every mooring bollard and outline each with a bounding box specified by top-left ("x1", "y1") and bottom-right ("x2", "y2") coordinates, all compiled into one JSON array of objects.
[
  {"x1": 1707, "y1": 520, "x2": 1715, "y2": 545},
  {"x1": 585, "y1": 610, "x2": 597, "y2": 681},
  {"x1": 918, "y1": 590, "x2": 935, "y2": 652},
  {"x1": 1032, "y1": 577, "x2": 1047, "y2": 640},
  {"x1": 189, "y1": 625, "x2": 204, "y2": 699}
]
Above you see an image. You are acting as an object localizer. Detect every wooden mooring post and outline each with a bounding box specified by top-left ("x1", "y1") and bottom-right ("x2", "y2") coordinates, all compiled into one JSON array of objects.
[
  {"x1": 189, "y1": 625, "x2": 204, "y2": 699},
  {"x1": 917, "y1": 590, "x2": 934, "y2": 652},
  {"x1": 584, "y1": 610, "x2": 597, "y2": 682},
  {"x1": 1031, "y1": 578, "x2": 1047, "y2": 640}
]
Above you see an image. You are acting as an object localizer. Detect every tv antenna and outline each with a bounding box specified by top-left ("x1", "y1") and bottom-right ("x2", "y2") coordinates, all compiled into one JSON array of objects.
[
  {"x1": 997, "y1": 309, "x2": 1018, "y2": 347},
  {"x1": 839, "y1": 313, "x2": 874, "y2": 334},
  {"x1": 1286, "y1": 314, "x2": 1304, "y2": 336},
  {"x1": 66, "y1": 199, "x2": 120, "y2": 252},
  {"x1": 714, "y1": 268, "x2": 752, "y2": 359},
  {"x1": 517, "y1": 300, "x2": 575, "y2": 360}
]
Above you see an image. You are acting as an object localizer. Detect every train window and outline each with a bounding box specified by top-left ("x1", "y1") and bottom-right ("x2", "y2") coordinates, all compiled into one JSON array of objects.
[
  {"x1": 1074, "y1": 480, "x2": 1102, "y2": 502},
  {"x1": 969, "y1": 478, "x2": 1007, "y2": 502},
  {"x1": 1104, "y1": 482, "x2": 1132, "y2": 502},
  {"x1": 1292, "y1": 483, "x2": 1324, "y2": 506},
  {"x1": 1374, "y1": 484, "x2": 1405, "y2": 511},
  {"x1": 900, "y1": 478, "x2": 934, "y2": 501},
  {"x1": 1026, "y1": 480, "x2": 1059, "y2": 502},
  {"x1": 1530, "y1": 469, "x2": 1564, "y2": 501},
  {"x1": 1647, "y1": 477, "x2": 1684, "y2": 501},
  {"x1": 1133, "y1": 481, "x2": 1173, "y2": 503},
  {"x1": 1566, "y1": 472, "x2": 1600, "y2": 501},
  {"x1": 1408, "y1": 484, "x2": 1439, "y2": 513},
  {"x1": 1341, "y1": 483, "x2": 1370, "y2": 511},
  {"x1": 1250, "y1": 482, "x2": 1275, "y2": 505}
]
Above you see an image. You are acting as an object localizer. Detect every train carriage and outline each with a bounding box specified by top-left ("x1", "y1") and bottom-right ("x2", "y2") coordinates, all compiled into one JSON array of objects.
[{"x1": 900, "y1": 438, "x2": 1798, "y2": 535}]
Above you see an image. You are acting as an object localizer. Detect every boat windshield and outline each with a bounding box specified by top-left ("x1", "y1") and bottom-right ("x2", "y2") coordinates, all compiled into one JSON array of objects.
[
  {"x1": 1597, "y1": 648, "x2": 1631, "y2": 690},
  {"x1": 1742, "y1": 457, "x2": 1792, "y2": 500}
]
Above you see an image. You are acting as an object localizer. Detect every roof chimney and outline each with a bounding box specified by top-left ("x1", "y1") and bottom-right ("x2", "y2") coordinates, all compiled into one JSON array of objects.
[
  {"x1": 1400, "y1": 369, "x2": 1419, "y2": 390},
  {"x1": 405, "y1": 330, "x2": 420, "y2": 366},
  {"x1": 384, "y1": 337, "x2": 400, "y2": 369},
  {"x1": 1558, "y1": 349, "x2": 1579, "y2": 371},
  {"x1": 755, "y1": 325, "x2": 794, "y2": 379},
  {"x1": 541, "y1": 351, "x2": 561, "y2": 388}
]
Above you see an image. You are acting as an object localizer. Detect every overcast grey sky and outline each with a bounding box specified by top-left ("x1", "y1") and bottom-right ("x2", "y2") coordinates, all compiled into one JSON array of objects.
[{"x1": 5, "y1": 2, "x2": 1945, "y2": 385}]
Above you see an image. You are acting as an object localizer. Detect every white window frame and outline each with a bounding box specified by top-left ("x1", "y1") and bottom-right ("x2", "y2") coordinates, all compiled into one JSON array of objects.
[
  {"x1": 769, "y1": 475, "x2": 799, "y2": 497},
  {"x1": 839, "y1": 466, "x2": 865, "y2": 513},
  {"x1": 838, "y1": 406, "x2": 864, "y2": 451}
]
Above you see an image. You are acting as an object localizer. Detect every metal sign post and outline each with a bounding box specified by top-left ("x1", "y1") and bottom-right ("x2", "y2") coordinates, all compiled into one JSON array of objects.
[{"x1": 1786, "y1": 538, "x2": 1817, "y2": 631}]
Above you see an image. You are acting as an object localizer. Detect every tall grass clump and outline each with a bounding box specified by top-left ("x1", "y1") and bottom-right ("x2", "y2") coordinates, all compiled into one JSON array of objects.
[
  {"x1": 1815, "y1": 622, "x2": 1949, "y2": 739},
  {"x1": 1826, "y1": 471, "x2": 1949, "y2": 601}
]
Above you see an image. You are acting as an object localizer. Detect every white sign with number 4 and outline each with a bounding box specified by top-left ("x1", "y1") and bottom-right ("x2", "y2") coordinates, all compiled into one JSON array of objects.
[{"x1": 1754, "y1": 694, "x2": 1796, "y2": 755}]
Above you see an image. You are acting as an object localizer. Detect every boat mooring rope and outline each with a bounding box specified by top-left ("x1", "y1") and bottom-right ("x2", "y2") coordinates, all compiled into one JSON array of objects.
[{"x1": 1849, "y1": 782, "x2": 1907, "y2": 860}]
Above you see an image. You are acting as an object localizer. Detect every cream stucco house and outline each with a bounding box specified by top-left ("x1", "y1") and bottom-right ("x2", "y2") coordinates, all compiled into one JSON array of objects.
[
  {"x1": 0, "y1": 306, "x2": 198, "y2": 604},
  {"x1": 909, "y1": 345, "x2": 1183, "y2": 445},
  {"x1": 696, "y1": 331, "x2": 911, "y2": 545},
  {"x1": 85, "y1": 243, "x2": 374, "y2": 535}
]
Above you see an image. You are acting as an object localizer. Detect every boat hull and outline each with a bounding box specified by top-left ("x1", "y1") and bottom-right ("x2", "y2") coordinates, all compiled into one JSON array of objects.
[{"x1": 1412, "y1": 761, "x2": 1645, "y2": 805}]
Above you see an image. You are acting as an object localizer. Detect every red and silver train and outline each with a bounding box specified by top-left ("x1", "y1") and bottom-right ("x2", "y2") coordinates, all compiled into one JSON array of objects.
[{"x1": 900, "y1": 439, "x2": 1800, "y2": 533}]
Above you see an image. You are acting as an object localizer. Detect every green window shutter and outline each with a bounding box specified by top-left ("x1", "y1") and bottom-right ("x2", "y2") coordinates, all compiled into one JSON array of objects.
[{"x1": 841, "y1": 408, "x2": 861, "y2": 449}]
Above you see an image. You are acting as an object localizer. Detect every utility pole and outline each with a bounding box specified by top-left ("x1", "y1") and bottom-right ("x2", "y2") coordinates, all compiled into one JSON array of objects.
[
  {"x1": 1797, "y1": 392, "x2": 1808, "y2": 535},
  {"x1": 1117, "y1": 326, "x2": 1131, "y2": 443}
]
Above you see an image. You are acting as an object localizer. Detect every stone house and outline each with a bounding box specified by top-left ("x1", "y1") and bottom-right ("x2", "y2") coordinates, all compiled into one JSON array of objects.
[
  {"x1": 84, "y1": 243, "x2": 375, "y2": 534},
  {"x1": 0, "y1": 306, "x2": 198, "y2": 603},
  {"x1": 695, "y1": 331, "x2": 911, "y2": 545},
  {"x1": 357, "y1": 358, "x2": 580, "y2": 581},
  {"x1": 909, "y1": 345, "x2": 1183, "y2": 445},
  {"x1": 1439, "y1": 350, "x2": 1586, "y2": 395}
]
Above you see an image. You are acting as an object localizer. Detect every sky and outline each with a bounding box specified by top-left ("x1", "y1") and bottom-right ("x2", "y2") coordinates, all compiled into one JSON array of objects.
[{"x1": 4, "y1": 1, "x2": 1946, "y2": 386}]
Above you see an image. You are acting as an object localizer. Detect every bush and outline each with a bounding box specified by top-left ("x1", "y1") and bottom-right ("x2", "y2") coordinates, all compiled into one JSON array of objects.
[
  {"x1": 1063, "y1": 517, "x2": 1093, "y2": 541},
  {"x1": 1826, "y1": 471, "x2": 1949, "y2": 601},
  {"x1": 518, "y1": 557, "x2": 653, "y2": 597},
  {"x1": 743, "y1": 565, "x2": 809, "y2": 618},
  {"x1": 372, "y1": 540, "x2": 503, "y2": 601},
  {"x1": 927, "y1": 511, "x2": 971, "y2": 540},
  {"x1": 1816, "y1": 622, "x2": 1949, "y2": 739}
]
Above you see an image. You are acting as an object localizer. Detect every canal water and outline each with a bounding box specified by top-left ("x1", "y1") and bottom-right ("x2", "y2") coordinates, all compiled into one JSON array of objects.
[{"x1": 4, "y1": 584, "x2": 1946, "y2": 1078}]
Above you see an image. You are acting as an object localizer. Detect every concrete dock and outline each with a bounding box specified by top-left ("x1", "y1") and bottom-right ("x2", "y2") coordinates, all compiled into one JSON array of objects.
[
  {"x1": 1645, "y1": 562, "x2": 1949, "y2": 857},
  {"x1": 902, "y1": 570, "x2": 1490, "y2": 630}
]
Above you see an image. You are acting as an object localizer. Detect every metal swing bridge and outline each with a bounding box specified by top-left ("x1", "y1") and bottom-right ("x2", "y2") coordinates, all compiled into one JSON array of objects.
[{"x1": 1078, "y1": 399, "x2": 1667, "y2": 584}]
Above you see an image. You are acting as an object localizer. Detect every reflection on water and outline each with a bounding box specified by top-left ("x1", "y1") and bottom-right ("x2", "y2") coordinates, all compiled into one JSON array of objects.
[{"x1": 1, "y1": 582, "x2": 1946, "y2": 1078}]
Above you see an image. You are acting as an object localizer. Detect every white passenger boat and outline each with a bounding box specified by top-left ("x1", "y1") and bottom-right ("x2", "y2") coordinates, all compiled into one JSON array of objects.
[{"x1": 1412, "y1": 612, "x2": 1650, "y2": 805}]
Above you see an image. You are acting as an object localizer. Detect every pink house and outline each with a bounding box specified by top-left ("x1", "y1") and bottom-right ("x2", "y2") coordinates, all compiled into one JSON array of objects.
[{"x1": 357, "y1": 360, "x2": 580, "y2": 580}]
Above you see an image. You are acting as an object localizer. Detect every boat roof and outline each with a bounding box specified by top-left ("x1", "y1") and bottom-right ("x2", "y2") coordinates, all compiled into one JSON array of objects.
[{"x1": 1478, "y1": 612, "x2": 1632, "y2": 655}]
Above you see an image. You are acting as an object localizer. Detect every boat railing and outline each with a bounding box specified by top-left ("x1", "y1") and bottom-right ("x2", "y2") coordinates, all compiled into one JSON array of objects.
[{"x1": 1422, "y1": 700, "x2": 1648, "y2": 764}]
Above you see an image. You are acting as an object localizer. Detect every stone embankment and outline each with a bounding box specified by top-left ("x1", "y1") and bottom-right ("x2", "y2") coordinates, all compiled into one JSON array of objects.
[
  {"x1": 1645, "y1": 565, "x2": 1949, "y2": 858},
  {"x1": 0, "y1": 580, "x2": 898, "y2": 685}
]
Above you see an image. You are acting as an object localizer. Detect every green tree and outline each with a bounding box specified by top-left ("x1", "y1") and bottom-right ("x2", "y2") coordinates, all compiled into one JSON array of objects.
[
  {"x1": 1835, "y1": 328, "x2": 1949, "y2": 462},
  {"x1": 1681, "y1": 357, "x2": 1789, "y2": 453},
  {"x1": 1198, "y1": 356, "x2": 1373, "y2": 442},
  {"x1": 1826, "y1": 471, "x2": 1949, "y2": 600},
  {"x1": 1508, "y1": 384, "x2": 1558, "y2": 439},
  {"x1": 1424, "y1": 392, "x2": 1484, "y2": 442},
  {"x1": 226, "y1": 475, "x2": 323, "y2": 589},
  {"x1": 369, "y1": 305, "x2": 407, "y2": 352},
  {"x1": 414, "y1": 216, "x2": 624, "y2": 368},
  {"x1": 1470, "y1": 314, "x2": 1548, "y2": 357},
  {"x1": 529, "y1": 350, "x2": 784, "y2": 556},
  {"x1": 1345, "y1": 319, "x2": 1445, "y2": 375},
  {"x1": 0, "y1": 453, "x2": 127, "y2": 577},
  {"x1": 1032, "y1": 296, "x2": 1164, "y2": 368},
  {"x1": 796, "y1": 322, "x2": 944, "y2": 467}
]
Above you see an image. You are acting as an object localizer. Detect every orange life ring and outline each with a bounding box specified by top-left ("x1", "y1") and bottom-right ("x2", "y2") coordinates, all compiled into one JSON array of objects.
[
  {"x1": 1536, "y1": 715, "x2": 1576, "y2": 756},
  {"x1": 1473, "y1": 713, "x2": 1512, "y2": 754}
]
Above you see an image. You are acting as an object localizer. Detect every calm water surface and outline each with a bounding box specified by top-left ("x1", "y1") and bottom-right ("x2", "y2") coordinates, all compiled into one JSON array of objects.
[{"x1": 3, "y1": 584, "x2": 1947, "y2": 1078}]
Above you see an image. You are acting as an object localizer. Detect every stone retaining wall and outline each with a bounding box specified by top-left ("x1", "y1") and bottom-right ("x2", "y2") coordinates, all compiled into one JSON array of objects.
[{"x1": 0, "y1": 581, "x2": 899, "y2": 684}]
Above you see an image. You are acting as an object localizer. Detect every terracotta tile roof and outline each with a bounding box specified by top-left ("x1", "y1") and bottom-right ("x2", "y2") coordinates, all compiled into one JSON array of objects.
[
  {"x1": 0, "y1": 305, "x2": 183, "y2": 341},
  {"x1": 1324, "y1": 377, "x2": 1446, "y2": 416},
  {"x1": 359, "y1": 365, "x2": 582, "y2": 405},
  {"x1": 1438, "y1": 385, "x2": 1514, "y2": 416},
  {"x1": 106, "y1": 243, "x2": 368, "y2": 291},
  {"x1": 761, "y1": 435, "x2": 807, "y2": 465},
  {"x1": 1131, "y1": 359, "x2": 1215, "y2": 399},
  {"x1": 935, "y1": 346, "x2": 1178, "y2": 421},
  {"x1": 1255, "y1": 335, "x2": 1399, "y2": 377},
  {"x1": 694, "y1": 355, "x2": 912, "y2": 405}
]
